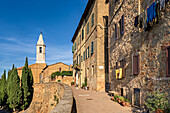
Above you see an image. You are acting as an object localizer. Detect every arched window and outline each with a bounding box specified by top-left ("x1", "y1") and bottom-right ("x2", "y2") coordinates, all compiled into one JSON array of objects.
[
  {"x1": 59, "y1": 67, "x2": 61, "y2": 72},
  {"x1": 39, "y1": 47, "x2": 42, "y2": 53}
]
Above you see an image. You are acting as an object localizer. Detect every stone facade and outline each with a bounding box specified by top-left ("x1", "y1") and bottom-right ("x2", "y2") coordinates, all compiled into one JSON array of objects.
[
  {"x1": 71, "y1": 0, "x2": 109, "y2": 91},
  {"x1": 108, "y1": 0, "x2": 170, "y2": 109},
  {"x1": 18, "y1": 63, "x2": 47, "y2": 83},
  {"x1": 41, "y1": 62, "x2": 73, "y2": 86}
]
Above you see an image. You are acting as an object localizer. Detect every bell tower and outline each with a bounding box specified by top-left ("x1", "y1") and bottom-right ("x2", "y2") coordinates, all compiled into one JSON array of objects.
[{"x1": 36, "y1": 33, "x2": 46, "y2": 63}]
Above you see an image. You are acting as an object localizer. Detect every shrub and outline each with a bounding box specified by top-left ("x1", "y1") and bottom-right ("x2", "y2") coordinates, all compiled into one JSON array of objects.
[
  {"x1": 145, "y1": 91, "x2": 169, "y2": 112},
  {"x1": 119, "y1": 96, "x2": 125, "y2": 102},
  {"x1": 71, "y1": 82, "x2": 74, "y2": 86},
  {"x1": 58, "y1": 80, "x2": 61, "y2": 82}
]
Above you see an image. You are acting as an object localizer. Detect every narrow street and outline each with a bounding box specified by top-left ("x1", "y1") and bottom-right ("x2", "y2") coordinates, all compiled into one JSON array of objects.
[{"x1": 72, "y1": 87, "x2": 132, "y2": 113}]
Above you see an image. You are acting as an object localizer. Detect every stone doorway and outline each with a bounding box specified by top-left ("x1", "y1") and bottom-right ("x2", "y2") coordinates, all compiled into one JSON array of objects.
[{"x1": 134, "y1": 88, "x2": 140, "y2": 107}]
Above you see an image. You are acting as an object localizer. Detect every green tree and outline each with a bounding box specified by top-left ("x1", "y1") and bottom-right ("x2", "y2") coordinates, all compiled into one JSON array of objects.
[
  {"x1": 21, "y1": 57, "x2": 33, "y2": 110},
  {"x1": 0, "y1": 70, "x2": 7, "y2": 105},
  {"x1": 8, "y1": 68, "x2": 22, "y2": 111},
  {"x1": 7, "y1": 64, "x2": 14, "y2": 100},
  {"x1": 0, "y1": 79, "x2": 2, "y2": 106}
]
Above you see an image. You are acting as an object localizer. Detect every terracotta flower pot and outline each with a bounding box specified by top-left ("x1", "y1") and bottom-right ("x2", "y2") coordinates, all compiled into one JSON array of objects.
[
  {"x1": 156, "y1": 109, "x2": 164, "y2": 113},
  {"x1": 125, "y1": 102, "x2": 130, "y2": 106},
  {"x1": 122, "y1": 102, "x2": 126, "y2": 106}
]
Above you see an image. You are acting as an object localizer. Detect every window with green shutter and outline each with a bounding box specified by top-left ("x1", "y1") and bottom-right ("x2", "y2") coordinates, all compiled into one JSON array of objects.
[
  {"x1": 83, "y1": 51, "x2": 85, "y2": 61},
  {"x1": 91, "y1": 41, "x2": 94, "y2": 55},
  {"x1": 82, "y1": 29, "x2": 84, "y2": 40},
  {"x1": 87, "y1": 22, "x2": 89, "y2": 34},
  {"x1": 86, "y1": 49, "x2": 87, "y2": 59},
  {"x1": 72, "y1": 46, "x2": 74, "y2": 53},
  {"x1": 91, "y1": 13, "x2": 94, "y2": 27},
  {"x1": 75, "y1": 43, "x2": 76, "y2": 50}
]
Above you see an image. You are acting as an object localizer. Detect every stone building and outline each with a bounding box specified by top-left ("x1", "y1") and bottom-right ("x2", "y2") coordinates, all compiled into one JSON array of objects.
[
  {"x1": 71, "y1": 0, "x2": 109, "y2": 91},
  {"x1": 18, "y1": 33, "x2": 73, "y2": 85},
  {"x1": 108, "y1": 0, "x2": 169, "y2": 109}
]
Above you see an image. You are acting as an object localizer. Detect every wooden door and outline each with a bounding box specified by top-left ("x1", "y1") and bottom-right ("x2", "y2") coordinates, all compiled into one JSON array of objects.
[{"x1": 134, "y1": 88, "x2": 140, "y2": 107}]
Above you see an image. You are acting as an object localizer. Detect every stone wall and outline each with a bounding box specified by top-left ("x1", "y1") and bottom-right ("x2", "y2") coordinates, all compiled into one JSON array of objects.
[
  {"x1": 51, "y1": 76, "x2": 74, "y2": 86},
  {"x1": 22, "y1": 82, "x2": 73, "y2": 113},
  {"x1": 108, "y1": 0, "x2": 170, "y2": 108}
]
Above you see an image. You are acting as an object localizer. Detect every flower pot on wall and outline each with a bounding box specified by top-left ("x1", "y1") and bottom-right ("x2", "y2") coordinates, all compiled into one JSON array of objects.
[
  {"x1": 156, "y1": 109, "x2": 164, "y2": 113},
  {"x1": 125, "y1": 102, "x2": 130, "y2": 107},
  {"x1": 122, "y1": 102, "x2": 126, "y2": 106}
]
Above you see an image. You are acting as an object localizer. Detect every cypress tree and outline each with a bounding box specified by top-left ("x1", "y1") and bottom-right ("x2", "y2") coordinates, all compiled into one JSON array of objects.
[
  {"x1": 0, "y1": 70, "x2": 7, "y2": 105},
  {"x1": 8, "y1": 68, "x2": 21, "y2": 111},
  {"x1": 0, "y1": 79, "x2": 2, "y2": 106},
  {"x1": 21, "y1": 57, "x2": 33, "y2": 109},
  {"x1": 7, "y1": 64, "x2": 15, "y2": 103}
]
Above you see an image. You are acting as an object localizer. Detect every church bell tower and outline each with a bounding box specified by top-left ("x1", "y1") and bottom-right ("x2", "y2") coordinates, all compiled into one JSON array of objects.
[{"x1": 36, "y1": 33, "x2": 46, "y2": 63}]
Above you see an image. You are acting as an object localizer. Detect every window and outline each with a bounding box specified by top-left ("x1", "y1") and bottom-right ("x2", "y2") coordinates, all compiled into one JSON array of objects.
[
  {"x1": 116, "y1": 62, "x2": 118, "y2": 69},
  {"x1": 115, "y1": 15, "x2": 124, "y2": 40},
  {"x1": 82, "y1": 29, "x2": 84, "y2": 40},
  {"x1": 87, "y1": 46, "x2": 89, "y2": 58},
  {"x1": 121, "y1": 15, "x2": 124, "y2": 35},
  {"x1": 91, "y1": 13, "x2": 94, "y2": 27},
  {"x1": 133, "y1": 55, "x2": 139, "y2": 75},
  {"x1": 79, "y1": 54, "x2": 81, "y2": 64},
  {"x1": 72, "y1": 46, "x2": 74, "y2": 53},
  {"x1": 91, "y1": 41, "x2": 94, "y2": 55},
  {"x1": 87, "y1": 22, "x2": 89, "y2": 34},
  {"x1": 92, "y1": 65, "x2": 94, "y2": 75},
  {"x1": 121, "y1": 88, "x2": 123, "y2": 96},
  {"x1": 77, "y1": 56, "x2": 78, "y2": 64},
  {"x1": 83, "y1": 51, "x2": 85, "y2": 61},
  {"x1": 39, "y1": 47, "x2": 42, "y2": 53},
  {"x1": 166, "y1": 47, "x2": 170, "y2": 77},
  {"x1": 115, "y1": 24, "x2": 117, "y2": 40},
  {"x1": 78, "y1": 36, "x2": 81, "y2": 45},
  {"x1": 75, "y1": 43, "x2": 76, "y2": 50},
  {"x1": 59, "y1": 68, "x2": 61, "y2": 72},
  {"x1": 86, "y1": 49, "x2": 87, "y2": 59}
]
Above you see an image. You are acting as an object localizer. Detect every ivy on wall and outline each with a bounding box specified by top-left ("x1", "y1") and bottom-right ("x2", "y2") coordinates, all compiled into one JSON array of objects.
[{"x1": 51, "y1": 71, "x2": 73, "y2": 80}]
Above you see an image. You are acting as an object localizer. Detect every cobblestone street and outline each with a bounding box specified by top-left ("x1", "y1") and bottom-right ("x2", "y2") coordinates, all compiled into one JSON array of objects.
[{"x1": 72, "y1": 86, "x2": 132, "y2": 113}]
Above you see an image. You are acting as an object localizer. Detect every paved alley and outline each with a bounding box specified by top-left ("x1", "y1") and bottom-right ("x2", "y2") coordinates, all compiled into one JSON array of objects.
[{"x1": 72, "y1": 87, "x2": 132, "y2": 113}]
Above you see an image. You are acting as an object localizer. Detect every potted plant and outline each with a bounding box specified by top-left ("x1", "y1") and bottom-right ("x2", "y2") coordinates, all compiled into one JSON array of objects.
[
  {"x1": 82, "y1": 83, "x2": 85, "y2": 89},
  {"x1": 125, "y1": 99, "x2": 130, "y2": 107},
  {"x1": 119, "y1": 96, "x2": 125, "y2": 105},
  {"x1": 145, "y1": 91, "x2": 169, "y2": 113},
  {"x1": 114, "y1": 95, "x2": 120, "y2": 102},
  {"x1": 71, "y1": 82, "x2": 74, "y2": 86}
]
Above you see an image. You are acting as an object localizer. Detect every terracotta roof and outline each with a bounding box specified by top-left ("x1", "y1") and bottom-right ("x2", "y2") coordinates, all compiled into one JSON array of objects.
[
  {"x1": 48, "y1": 62, "x2": 71, "y2": 67},
  {"x1": 17, "y1": 66, "x2": 24, "y2": 70},
  {"x1": 71, "y1": 0, "x2": 95, "y2": 43}
]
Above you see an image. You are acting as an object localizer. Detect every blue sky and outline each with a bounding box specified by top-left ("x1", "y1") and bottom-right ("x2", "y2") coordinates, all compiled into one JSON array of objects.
[{"x1": 0, "y1": 0, "x2": 88, "y2": 77}]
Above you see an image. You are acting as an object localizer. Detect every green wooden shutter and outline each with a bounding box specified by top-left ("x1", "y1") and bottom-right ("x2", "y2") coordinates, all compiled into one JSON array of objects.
[
  {"x1": 82, "y1": 29, "x2": 84, "y2": 40},
  {"x1": 72, "y1": 46, "x2": 74, "y2": 53},
  {"x1": 87, "y1": 22, "x2": 89, "y2": 34},
  {"x1": 75, "y1": 43, "x2": 76, "y2": 50},
  {"x1": 91, "y1": 13, "x2": 94, "y2": 27},
  {"x1": 83, "y1": 51, "x2": 85, "y2": 61},
  {"x1": 91, "y1": 42, "x2": 94, "y2": 55}
]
